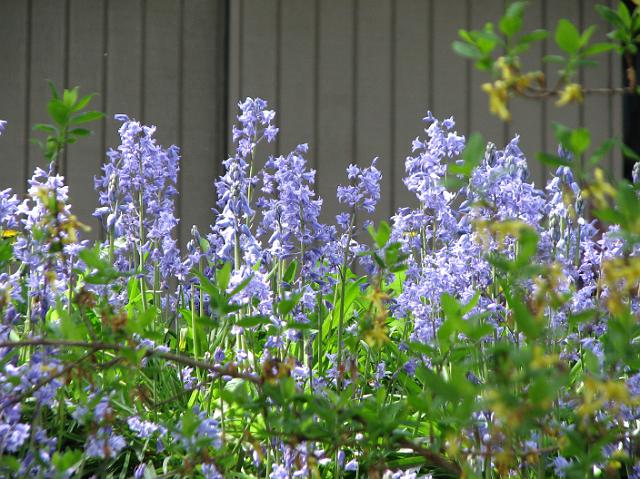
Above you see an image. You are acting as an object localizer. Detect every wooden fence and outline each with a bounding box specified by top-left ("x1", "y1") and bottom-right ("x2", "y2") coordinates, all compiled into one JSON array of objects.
[{"x1": 0, "y1": 0, "x2": 623, "y2": 245}]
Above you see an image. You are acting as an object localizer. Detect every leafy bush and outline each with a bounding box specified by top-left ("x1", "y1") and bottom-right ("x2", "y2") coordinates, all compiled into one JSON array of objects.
[
  {"x1": 0, "y1": 93, "x2": 639, "y2": 479},
  {"x1": 2, "y1": 2, "x2": 640, "y2": 477}
]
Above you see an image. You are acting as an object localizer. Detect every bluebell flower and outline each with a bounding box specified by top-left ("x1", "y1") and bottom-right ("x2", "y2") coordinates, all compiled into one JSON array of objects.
[
  {"x1": 208, "y1": 98, "x2": 277, "y2": 275},
  {"x1": 550, "y1": 456, "x2": 572, "y2": 478},
  {"x1": 134, "y1": 463, "x2": 147, "y2": 479},
  {"x1": 94, "y1": 114, "x2": 181, "y2": 286},
  {"x1": 127, "y1": 416, "x2": 167, "y2": 439},
  {"x1": 258, "y1": 143, "x2": 335, "y2": 275},
  {"x1": 175, "y1": 408, "x2": 222, "y2": 451},
  {"x1": 345, "y1": 458, "x2": 359, "y2": 471},
  {"x1": 0, "y1": 422, "x2": 29, "y2": 453},
  {"x1": 201, "y1": 463, "x2": 224, "y2": 479},
  {"x1": 336, "y1": 158, "x2": 382, "y2": 215},
  {"x1": 85, "y1": 427, "x2": 126, "y2": 459},
  {"x1": 0, "y1": 188, "x2": 19, "y2": 229}
]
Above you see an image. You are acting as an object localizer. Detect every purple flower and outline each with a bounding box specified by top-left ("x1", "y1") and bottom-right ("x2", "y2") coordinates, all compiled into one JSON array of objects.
[
  {"x1": 85, "y1": 427, "x2": 127, "y2": 459},
  {"x1": 345, "y1": 458, "x2": 359, "y2": 471},
  {"x1": 258, "y1": 143, "x2": 335, "y2": 275},
  {"x1": 0, "y1": 422, "x2": 30, "y2": 453},
  {"x1": 209, "y1": 99, "x2": 275, "y2": 266},
  {"x1": 181, "y1": 366, "x2": 198, "y2": 390},
  {"x1": 0, "y1": 120, "x2": 6, "y2": 135},
  {"x1": 202, "y1": 463, "x2": 223, "y2": 479},
  {"x1": 127, "y1": 416, "x2": 166, "y2": 439},
  {"x1": 0, "y1": 188, "x2": 19, "y2": 229},
  {"x1": 336, "y1": 158, "x2": 382, "y2": 215},
  {"x1": 175, "y1": 408, "x2": 222, "y2": 451},
  {"x1": 550, "y1": 456, "x2": 572, "y2": 478},
  {"x1": 94, "y1": 114, "x2": 181, "y2": 284},
  {"x1": 134, "y1": 463, "x2": 147, "y2": 479}
]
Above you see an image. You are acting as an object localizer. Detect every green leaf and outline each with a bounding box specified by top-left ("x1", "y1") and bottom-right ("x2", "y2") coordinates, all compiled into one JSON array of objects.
[
  {"x1": 63, "y1": 87, "x2": 79, "y2": 108},
  {"x1": 47, "y1": 80, "x2": 60, "y2": 100},
  {"x1": 32, "y1": 123, "x2": 57, "y2": 134},
  {"x1": 543, "y1": 54, "x2": 566, "y2": 64},
  {"x1": 596, "y1": 5, "x2": 624, "y2": 29},
  {"x1": 555, "y1": 18, "x2": 581, "y2": 53},
  {"x1": 499, "y1": 1, "x2": 527, "y2": 37},
  {"x1": 52, "y1": 449, "x2": 83, "y2": 473},
  {"x1": 500, "y1": 279, "x2": 541, "y2": 340},
  {"x1": 579, "y1": 24, "x2": 598, "y2": 47},
  {"x1": 69, "y1": 127, "x2": 91, "y2": 137},
  {"x1": 518, "y1": 29, "x2": 548, "y2": 44},
  {"x1": 515, "y1": 227, "x2": 539, "y2": 267},
  {"x1": 569, "y1": 128, "x2": 591, "y2": 155},
  {"x1": 618, "y1": 1, "x2": 632, "y2": 28},
  {"x1": 447, "y1": 133, "x2": 485, "y2": 188},
  {"x1": 368, "y1": 221, "x2": 392, "y2": 249},
  {"x1": 452, "y1": 40, "x2": 482, "y2": 59},
  {"x1": 195, "y1": 315, "x2": 219, "y2": 329},
  {"x1": 72, "y1": 93, "x2": 96, "y2": 112},
  {"x1": 69, "y1": 111, "x2": 104, "y2": 125},
  {"x1": 283, "y1": 260, "x2": 298, "y2": 284},
  {"x1": 47, "y1": 99, "x2": 69, "y2": 125},
  {"x1": 216, "y1": 262, "x2": 232, "y2": 291},
  {"x1": 620, "y1": 140, "x2": 640, "y2": 161},
  {"x1": 583, "y1": 42, "x2": 615, "y2": 56},
  {"x1": 0, "y1": 240, "x2": 13, "y2": 265},
  {"x1": 552, "y1": 122, "x2": 572, "y2": 146},
  {"x1": 278, "y1": 292, "x2": 302, "y2": 316},
  {"x1": 236, "y1": 315, "x2": 271, "y2": 328},
  {"x1": 536, "y1": 152, "x2": 572, "y2": 168}
]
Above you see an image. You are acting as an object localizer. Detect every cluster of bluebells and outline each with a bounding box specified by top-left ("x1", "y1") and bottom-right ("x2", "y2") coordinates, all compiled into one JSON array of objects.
[
  {"x1": 94, "y1": 114, "x2": 182, "y2": 289},
  {"x1": 2, "y1": 96, "x2": 640, "y2": 478}
]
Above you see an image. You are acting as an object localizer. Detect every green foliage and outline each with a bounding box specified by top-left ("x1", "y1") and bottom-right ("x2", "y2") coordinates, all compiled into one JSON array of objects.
[
  {"x1": 453, "y1": 1, "x2": 635, "y2": 121},
  {"x1": 32, "y1": 81, "x2": 104, "y2": 169}
]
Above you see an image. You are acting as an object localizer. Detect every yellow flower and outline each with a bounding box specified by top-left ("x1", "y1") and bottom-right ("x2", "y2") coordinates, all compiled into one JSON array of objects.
[
  {"x1": 482, "y1": 81, "x2": 511, "y2": 121},
  {"x1": 556, "y1": 83, "x2": 583, "y2": 106}
]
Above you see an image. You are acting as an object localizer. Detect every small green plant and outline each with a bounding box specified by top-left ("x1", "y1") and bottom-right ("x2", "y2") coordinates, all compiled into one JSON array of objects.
[{"x1": 32, "y1": 81, "x2": 104, "y2": 173}]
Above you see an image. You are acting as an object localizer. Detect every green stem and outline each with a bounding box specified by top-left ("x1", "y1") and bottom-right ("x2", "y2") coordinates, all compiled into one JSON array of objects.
[{"x1": 191, "y1": 283, "x2": 202, "y2": 380}]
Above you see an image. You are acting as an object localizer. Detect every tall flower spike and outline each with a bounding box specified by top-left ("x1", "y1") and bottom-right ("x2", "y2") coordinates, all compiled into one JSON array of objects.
[
  {"x1": 209, "y1": 97, "x2": 277, "y2": 266},
  {"x1": 94, "y1": 114, "x2": 181, "y2": 284},
  {"x1": 258, "y1": 143, "x2": 335, "y2": 274}
]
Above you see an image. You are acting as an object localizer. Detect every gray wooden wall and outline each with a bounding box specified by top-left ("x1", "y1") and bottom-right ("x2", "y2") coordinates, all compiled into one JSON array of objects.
[
  {"x1": 229, "y1": 0, "x2": 623, "y2": 225},
  {"x1": 0, "y1": 0, "x2": 227, "y2": 245},
  {"x1": 0, "y1": 0, "x2": 624, "y2": 242}
]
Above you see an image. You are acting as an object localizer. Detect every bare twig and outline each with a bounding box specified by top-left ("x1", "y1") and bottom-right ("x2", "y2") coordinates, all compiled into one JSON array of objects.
[{"x1": 0, "y1": 338, "x2": 261, "y2": 384}]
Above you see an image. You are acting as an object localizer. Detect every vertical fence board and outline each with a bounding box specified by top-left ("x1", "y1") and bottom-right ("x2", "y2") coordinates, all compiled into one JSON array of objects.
[
  {"x1": 143, "y1": 0, "x2": 180, "y2": 148},
  {"x1": 28, "y1": 0, "x2": 67, "y2": 175},
  {"x1": 393, "y1": 0, "x2": 430, "y2": 211},
  {"x1": 356, "y1": 0, "x2": 393, "y2": 221},
  {"x1": 279, "y1": 0, "x2": 316, "y2": 156},
  {"x1": 609, "y1": 0, "x2": 624, "y2": 180},
  {"x1": 105, "y1": 0, "x2": 143, "y2": 148},
  {"x1": 581, "y1": 0, "x2": 613, "y2": 179},
  {"x1": 317, "y1": 0, "x2": 355, "y2": 223},
  {"x1": 66, "y1": 0, "x2": 105, "y2": 238},
  {"x1": 227, "y1": 0, "x2": 242, "y2": 155},
  {"x1": 432, "y1": 0, "x2": 469, "y2": 132},
  {"x1": 469, "y1": 0, "x2": 507, "y2": 145},
  {"x1": 0, "y1": 0, "x2": 29, "y2": 193},
  {"x1": 544, "y1": 0, "x2": 581, "y2": 166},
  {"x1": 510, "y1": 0, "x2": 546, "y2": 185},
  {"x1": 181, "y1": 0, "x2": 222, "y2": 246},
  {"x1": 240, "y1": 0, "x2": 278, "y2": 163}
]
